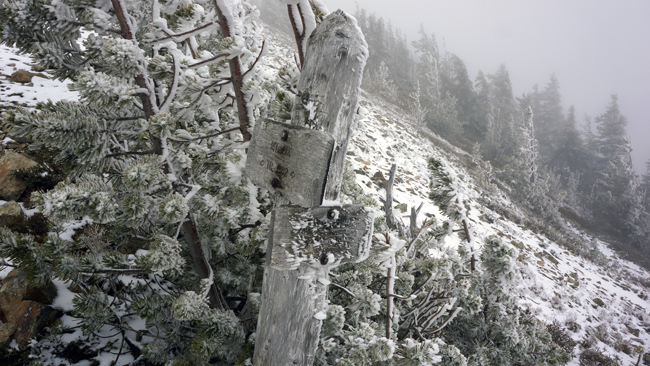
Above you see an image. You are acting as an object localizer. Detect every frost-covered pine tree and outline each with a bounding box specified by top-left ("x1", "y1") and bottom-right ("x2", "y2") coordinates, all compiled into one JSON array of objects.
[
  {"x1": 365, "y1": 60, "x2": 399, "y2": 102},
  {"x1": 0, "y1": 0, "x2": 272, "y2": 363},
  {"x1": 440, "y1": 236, "x2": 571, "y2": 366},
  {"x1": 522, "y1": 106, "x2": 538, "y2": 184},
  {"x1": 589, "y1": 95, "x2": 640, "y2": 236},
  {"x1": 307, "y1": 157, "x2": 482, "y2": 366},
  {"x1": 427, "y1": 159, "x2": 569, "y2": 366},
  {"x1": 640, "y1": 159, "x2": 650, "y2": 214},
  {"x1": 428, "y1": 157, "x2": 476, "y2": 270},
  {"x1": 410, "y1": 80, "x2": 428, "y2": 127}
]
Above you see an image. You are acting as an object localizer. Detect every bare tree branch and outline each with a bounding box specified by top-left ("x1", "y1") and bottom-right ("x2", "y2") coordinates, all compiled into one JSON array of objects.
[
  {"x1": 187, "y1": 52, "x2": 229, "y2": 69},
  {"x1": 149, "y1": 20, "x2": 220, "y2": 44},
  {"x1": 213, "y1": 0, "x2": 253, "y2": 141},
  {"x1": 167, "y1": 126, "x2": 241, "y2": 143},
  {"x1": 105, "y1": 150, "x2": 155, "y2": 158}
]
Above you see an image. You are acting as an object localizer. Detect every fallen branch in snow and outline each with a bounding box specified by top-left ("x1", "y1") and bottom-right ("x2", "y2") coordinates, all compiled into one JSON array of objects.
[{"x1": 385, "y1": 163, "x2": 409, "y2": 238}]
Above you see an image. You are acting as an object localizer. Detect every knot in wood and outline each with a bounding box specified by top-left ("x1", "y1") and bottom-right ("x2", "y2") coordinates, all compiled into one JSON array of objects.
[
  {"x1": 319, "y1": 254, "x2": 329, "y2": 265},
  {"x1": 300, "y1": 91, "x2": 310, "y2": 105},
  {"x1": 335, "y1": 29, "x2": 349, "y2": 39},
  {"x1": 280, "y1": 130, "x2": 289, "y2": 141}
]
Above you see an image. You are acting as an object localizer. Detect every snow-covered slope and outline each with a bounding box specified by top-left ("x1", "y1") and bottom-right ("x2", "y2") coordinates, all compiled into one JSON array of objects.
[
  {"x1": 0, "y1": 44, "x2": 78, "y2": 108},
  {"x1": 347, "y1": 82, "x2": 650, "y2": 365},
  {"x1": 1, "y1": 19, "x2": 649, "y2": 366}
]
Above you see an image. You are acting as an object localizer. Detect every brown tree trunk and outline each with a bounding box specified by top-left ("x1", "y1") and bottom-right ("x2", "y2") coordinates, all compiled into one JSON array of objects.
[
  {"x1": 287, "y1": 4, "x2": 305, "y2": 67},
  {"x1": 111, "y1": 0, "x2": 224, "y2": 309},
  {"x1": 213, "y1": 0, "x2": 253, "y2": 141}
]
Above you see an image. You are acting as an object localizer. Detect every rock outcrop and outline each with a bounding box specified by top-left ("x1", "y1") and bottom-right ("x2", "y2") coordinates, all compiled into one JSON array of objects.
[
  {"x1": 9, "y1": 70, "x2": 48, "y2": 84},
  {"x1": 0, "y1": 322, "x2": 16, "y2": 348},
  {"x1": 0, "y1": 269, "x2": 61, "y2": 345},
  {"x1": 0, "y1": 201, "x2": 22, "y2": 226},
  {"x1": 0, "y1": 151, "x2": 37, "y2": 201}
]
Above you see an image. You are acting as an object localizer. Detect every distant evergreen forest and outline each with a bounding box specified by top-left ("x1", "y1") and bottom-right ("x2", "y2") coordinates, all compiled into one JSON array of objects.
[
  {"x1": 352, "y1": 8, "x2": 650, "y2": 262},
  {"x1": 257, "y1": 2, "x2": 650, "y2": 262}
]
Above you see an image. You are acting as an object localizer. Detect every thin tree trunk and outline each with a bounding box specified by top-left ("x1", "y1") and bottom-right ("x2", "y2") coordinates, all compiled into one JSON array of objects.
[
  {"x1": 182, "y1": 213, "x2": 226, "y2": 309},
  {"x1": 287, "y1": 4, "x2": 305, "y2": 68},
  {"x1": 385, "y1": 164, "x2": 408, "y2": 238},
  {"x1": 213, "y1": 0, "x2": 253, "y2": 141},
  {"x1": 112, "y1": 0, "x2": 223, "y2": 309},
  {"x1": 386, "y1": 255, "x2": 396, "y2": 339}
]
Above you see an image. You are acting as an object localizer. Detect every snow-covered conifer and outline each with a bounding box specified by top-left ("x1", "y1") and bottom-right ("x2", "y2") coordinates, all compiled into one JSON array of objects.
[
  {"x1": 410, "y1": 80, "x2": 428, "y2": 127},
  {"x1": 0, "y1": 0, "x2": 269, "y2": 363},
  {"x1": 441, "y1": 235, "x2": 570, "y2": 366},
  {"x1": 522, "y1": 106, "x2": 538, "y2": 184},
  {"x1": 428, "y1": 157, "x2": 476, "y2": 269}
]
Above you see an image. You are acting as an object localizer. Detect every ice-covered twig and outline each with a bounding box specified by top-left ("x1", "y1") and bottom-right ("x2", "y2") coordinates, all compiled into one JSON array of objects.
[
  {"x1": 149, "y1": 20, "x2": 220, "y2": 45},
  {"x1": 159, "y1": 52, "x2": 180, "y2": 113},
  {"x1": 385, "y1": 163, "x2": 408, "y2": 238},
  {"x1": 186, "y1": 52, "x2": 229, "y2": 70}
]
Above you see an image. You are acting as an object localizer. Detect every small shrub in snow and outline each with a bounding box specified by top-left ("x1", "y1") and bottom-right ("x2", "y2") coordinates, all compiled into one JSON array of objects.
[
  {"x1": 564, "y1": 312, "x2": 582, "y2": 333},
  {"x1": 546, "y1": 321, "x2": 577, "y2": 357},
  {"x1": 551, "y1": 294, "x2": 565, "y2": 310},
  {"x1": 578, "y1": 347, "x2": 620, "y2": 366},
  {"x1": 612, "y1": 338, "x2": 634, "y2": 356}
]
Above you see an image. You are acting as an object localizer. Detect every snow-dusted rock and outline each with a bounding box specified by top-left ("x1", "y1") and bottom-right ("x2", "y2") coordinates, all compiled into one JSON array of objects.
[
  {"x1": 0, "y1": 151, "x2": 37, "y2": 200},
  {"x1": 0, "y1": 269, "x2": 61, "y2": 345},
  {"x1": 0, "y1": 200, "x2": 22, "y2": 225}
]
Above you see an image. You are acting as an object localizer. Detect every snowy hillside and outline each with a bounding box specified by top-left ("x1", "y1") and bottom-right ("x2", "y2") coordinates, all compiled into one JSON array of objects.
[
  {"x1": 347, "y1": 90, "x2": 650, "y2": 365},
  {"x1": 0, "y1": 17, "x2": 649, "y2": 366},
  {"x1": 0, "y1": 44, "x2": 78, "y2": 108},
  {"x1": 225, "y1": 21, "x2": 650, "y2": 365}
]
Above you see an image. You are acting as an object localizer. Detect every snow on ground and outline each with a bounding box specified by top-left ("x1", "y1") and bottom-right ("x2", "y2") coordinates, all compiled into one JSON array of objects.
[
  {"x1": 0, "y1": 44, "x2": 78, "y2": 107},
  {"x1": 0, "y1": 21, "x2": 648, "y2": 365},
  {"x1": 346, "y1": 90, "x2": 650, "y2": 364}
]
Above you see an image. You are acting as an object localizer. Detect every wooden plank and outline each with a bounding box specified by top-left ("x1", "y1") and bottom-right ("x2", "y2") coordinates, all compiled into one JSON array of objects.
[
  {"x1": 253, "y1": 10, "x2": 367, "y2": 366},
  {"x1": 246, "y1": 119, "x2": 335, "y2": 207},
  {"x1": 269, "y1": 205, "x2": 374, "y2": 271},
  {"x1": 254, "y1": 263, "x2": 327, "y2": 366},
  {"x1": 291, "y1": 9, "x2": 368, "y2": 202}
]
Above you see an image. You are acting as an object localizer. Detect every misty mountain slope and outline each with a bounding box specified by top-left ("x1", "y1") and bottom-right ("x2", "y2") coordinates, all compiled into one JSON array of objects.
[
  {"x1": 0, "y1": 45, "x2": 78, "y2": 108},
  {"x1": 348, "y1": 87, "x2": 650, "y2": 365},
  {"x1": 0, "y1": 15, "x2": 648, "y2": 366}
]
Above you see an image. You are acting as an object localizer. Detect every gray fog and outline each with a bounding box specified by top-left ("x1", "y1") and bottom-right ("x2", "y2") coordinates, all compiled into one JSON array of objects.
[{"x1": 325, "y1": 0, "x2": 650, "y2": 175}]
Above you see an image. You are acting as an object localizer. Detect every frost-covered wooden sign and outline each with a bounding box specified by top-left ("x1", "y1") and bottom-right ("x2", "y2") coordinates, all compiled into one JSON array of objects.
[
  {"x1": 269, "y1": 205, "x2": 374, "y2": 271},
  {"x1": 246, "y1": 119, "x2": 335, "y2": 207},
  {"x1": 253, "y1": 9, "x2": 368, "y2": 366}
]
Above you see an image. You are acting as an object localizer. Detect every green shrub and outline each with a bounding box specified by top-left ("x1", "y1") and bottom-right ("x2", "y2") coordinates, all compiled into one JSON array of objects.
[{"x1": 579, "y1": 347, "x2": 620, "y2": 366}]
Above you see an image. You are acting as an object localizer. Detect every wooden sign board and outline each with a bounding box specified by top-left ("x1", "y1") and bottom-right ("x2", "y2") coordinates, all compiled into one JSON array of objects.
[
  {"x1": 268, "y1": 205, "x2": 374, "y2": 271},
  {"x1": 246, "y1": 119, "x2": 335, "y2": 207}
]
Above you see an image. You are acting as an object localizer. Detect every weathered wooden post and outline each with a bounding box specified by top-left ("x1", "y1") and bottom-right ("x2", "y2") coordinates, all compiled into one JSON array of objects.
[{"x1": 245, "y1": 10, "x2": 369, "y2": 366}]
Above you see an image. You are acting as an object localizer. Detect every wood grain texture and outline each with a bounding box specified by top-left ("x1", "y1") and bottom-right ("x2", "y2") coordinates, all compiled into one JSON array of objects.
[
  {"x1": 253, "y1": 10, "x2": 368, "y2": 366},
  {"x1": 269, "y1": 205, "x2": 373, "y2": 271},
  {"x1": 246, "y1": 119, "x2": 335, "y2": 207},
  {"x1": 253, "y1": 263, "x2": 327, "y2": 366},
  {"x1": 291, "y1": 10, "x2": 368, "y2": 202},
  {"x1": 385, "y1": 163, "x2": 408, "y2": 238}
]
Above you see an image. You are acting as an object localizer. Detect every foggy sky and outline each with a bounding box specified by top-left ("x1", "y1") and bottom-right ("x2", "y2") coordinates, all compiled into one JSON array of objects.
[{"x1": 325, "y1": 0, "x2": 650, "y2": 175}]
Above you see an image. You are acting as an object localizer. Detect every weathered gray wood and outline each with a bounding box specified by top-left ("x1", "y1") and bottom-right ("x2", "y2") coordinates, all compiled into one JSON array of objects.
[
  {"x1": 291, "y1": 9, "x2": 368, "y2": 202},
  {"x1": 254, "y1": 262, "x2": 327, "y2": 366},
  {"x1": 269, "y1": 205, "x2": 373, "y2": 271},
  {"x1": 385, "y1": 163, "x2": 408, "y2": 238},
  {"x1": 246, "y1": 119, "x2": 335, "y2": 207},
  {"x1": 410, "y1": 202, "x2": 424, "y2": 237},
  {"x1": 253, "y1": 10, "x2": 367, "y2": 366}
]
